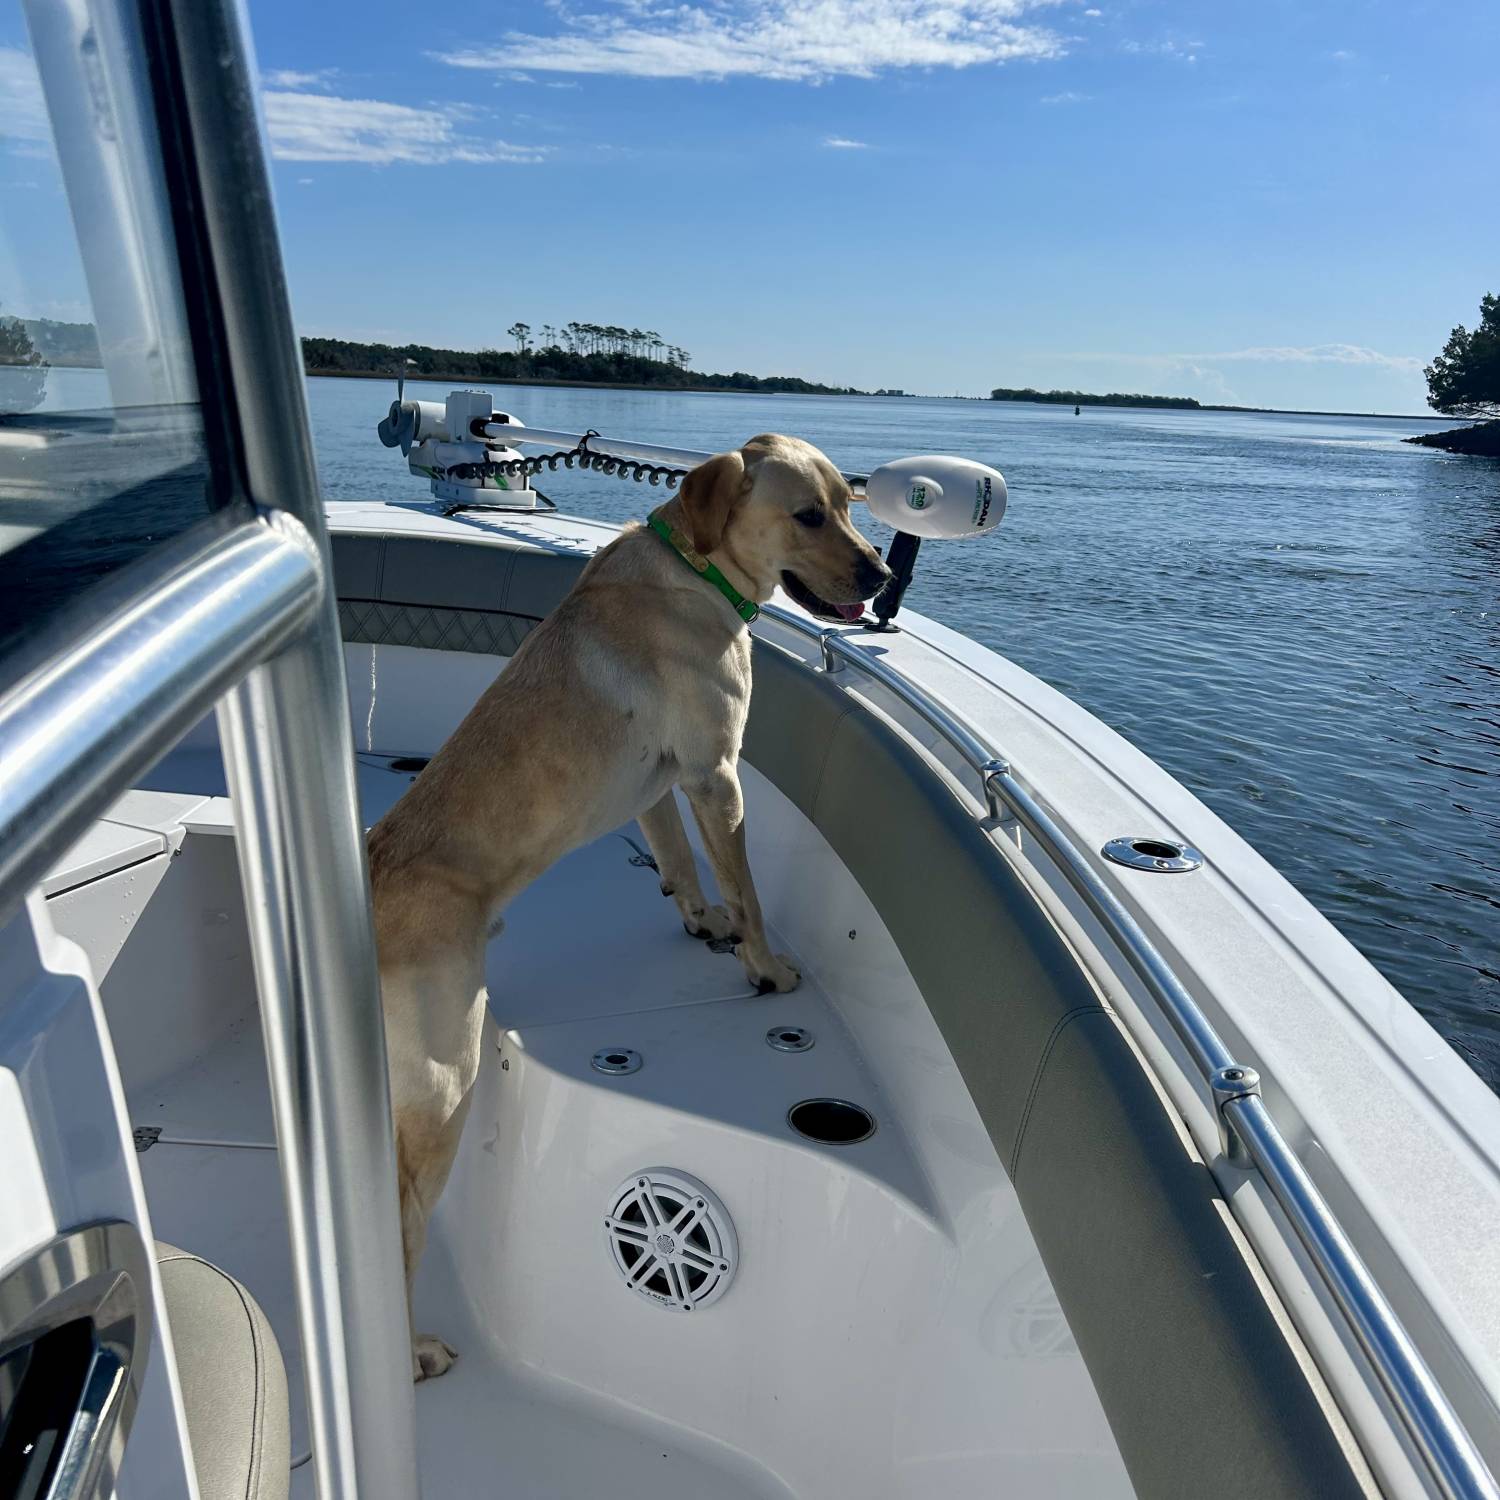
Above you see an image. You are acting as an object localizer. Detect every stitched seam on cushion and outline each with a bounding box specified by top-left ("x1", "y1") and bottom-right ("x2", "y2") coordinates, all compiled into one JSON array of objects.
[
  {"x1": 1009, "y1": 1005, "x2": 1101, "y2": 1181},
  {"x1": 224, "y1": 1269, "x2": 266, "y2": 1500},
  {"x1": 168, "y1": 1257, "x2": 267, "y2": 1500}
]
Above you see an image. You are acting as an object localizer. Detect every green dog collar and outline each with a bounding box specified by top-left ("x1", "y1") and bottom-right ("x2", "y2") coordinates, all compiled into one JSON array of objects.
[{"x1": 646, "y1": 507, "x2": 760, "y2": 624}]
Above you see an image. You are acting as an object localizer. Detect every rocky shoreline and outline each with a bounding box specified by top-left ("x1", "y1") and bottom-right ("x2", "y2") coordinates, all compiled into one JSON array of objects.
[{"x1": 1404, "y1": 421, "x2": 1500, "y2": 457}]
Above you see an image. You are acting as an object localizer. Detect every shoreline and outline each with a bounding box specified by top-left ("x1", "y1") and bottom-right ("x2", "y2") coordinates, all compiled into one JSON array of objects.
[
  {"x1": 308, "y1": 369, "x2": 1448, "y2": 423},
  {"x1": 35, "y1": 362, "x2": 1449, "y2": 423},
  {"x1": 305, "y1": 368, "x2": 860, "y2": 399}
]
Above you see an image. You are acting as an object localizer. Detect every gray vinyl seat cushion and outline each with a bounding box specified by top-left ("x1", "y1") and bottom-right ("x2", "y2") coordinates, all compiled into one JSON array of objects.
[{"x1": 156, "y1": 1244, "x2": 290, "y2": 1500}]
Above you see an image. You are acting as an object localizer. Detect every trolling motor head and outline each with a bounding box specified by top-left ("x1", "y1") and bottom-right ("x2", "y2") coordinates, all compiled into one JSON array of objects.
[
  {"x1": 377, "y1": 386, "x2": 540, "y2": 508},
  {"x1": 860, "y1": 454, "x2": 1007, "y2": 625}
]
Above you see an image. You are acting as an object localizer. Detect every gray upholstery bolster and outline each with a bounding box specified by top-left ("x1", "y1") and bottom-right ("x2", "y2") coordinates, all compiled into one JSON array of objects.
[
  {"x1": 331, "y1": 531, "x2": 579, "y2": 619},
  {"x1": 157, "y1": 1244, "x2": 290, "y2": 1500},
  {"x1": 749, "y1": 654, "x2": 1367, "y2": 1498},
  {"x1": 1013, "y1": 1013, "x2": 1367, "y2": 1498},
  {"x1": 331, "y1": 532, "x2": 574, "y2": 656}
]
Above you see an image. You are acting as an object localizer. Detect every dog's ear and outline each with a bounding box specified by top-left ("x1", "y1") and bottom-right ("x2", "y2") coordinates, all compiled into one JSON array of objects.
[{"x1": 679, "y1": 450, "x2": 748, "y2": 554}]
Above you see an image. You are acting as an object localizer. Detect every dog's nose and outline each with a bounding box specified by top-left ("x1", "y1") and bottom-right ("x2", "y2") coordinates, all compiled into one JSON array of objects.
[{"x1": 857, "y1": 557, "x2": 893, "y2": 598}]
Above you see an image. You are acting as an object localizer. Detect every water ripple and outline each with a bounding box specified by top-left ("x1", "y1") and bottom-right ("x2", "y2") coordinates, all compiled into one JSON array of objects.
[{"x1": 310, "y1": 382, "x2": 1500, "y2": 1090}]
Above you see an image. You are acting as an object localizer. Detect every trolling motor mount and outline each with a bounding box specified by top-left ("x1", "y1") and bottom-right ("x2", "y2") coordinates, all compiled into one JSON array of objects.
[
  {"x1": 862, "y1": 455, "x2": 1008, "y2": 626},
  {"x1": 375, "y1": 390, "x2": 1010, "y2": 599},
  {"x1": 377, "y1": 386, "x2": 542, "y2": 508}
]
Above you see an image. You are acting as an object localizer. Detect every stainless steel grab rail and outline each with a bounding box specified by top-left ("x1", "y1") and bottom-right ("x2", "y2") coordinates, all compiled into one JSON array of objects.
[
  {"x1": 0, "y1": 519, "x2": 319, "y2": 904},
  {"x1": 162, "y1": 0, "x2": 423, "y2": 1488},
  {"x1": 759, "y1": 608, "x2": 1499, "y2": 1500}
]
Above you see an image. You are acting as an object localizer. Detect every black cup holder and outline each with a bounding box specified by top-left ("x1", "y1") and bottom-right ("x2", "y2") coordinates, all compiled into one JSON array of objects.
[{"x1": 787, "y1": 1098, "x2": 876, "y2": 1145}]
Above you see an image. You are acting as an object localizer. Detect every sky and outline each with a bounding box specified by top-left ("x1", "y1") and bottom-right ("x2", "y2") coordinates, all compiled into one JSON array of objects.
[{"x1": 2, "y1": 0, "x2": 1497, "y2": 412}]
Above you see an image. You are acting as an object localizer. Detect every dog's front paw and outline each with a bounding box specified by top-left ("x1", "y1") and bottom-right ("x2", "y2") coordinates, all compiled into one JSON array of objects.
[
  {"x1": 412, "y1": 1333, "x2": 458, "y2": 1382},
  {"x1": 740, "y1": 949, "x2": 801, "y2": 994},
  {"x1": 683, "y1": 904, "x2": 738, "y2": 942}
]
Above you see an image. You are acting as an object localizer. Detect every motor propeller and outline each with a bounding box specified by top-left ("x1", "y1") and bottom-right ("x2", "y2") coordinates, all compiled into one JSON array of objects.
[{"x1": 376, "y1": 360, "x2": 431, "y2": 455}]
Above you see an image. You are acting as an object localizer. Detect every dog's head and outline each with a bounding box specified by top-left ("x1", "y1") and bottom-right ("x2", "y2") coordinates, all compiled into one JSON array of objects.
[{"x1": 678, "y1": 434, "x2": 891, "y2": 621}]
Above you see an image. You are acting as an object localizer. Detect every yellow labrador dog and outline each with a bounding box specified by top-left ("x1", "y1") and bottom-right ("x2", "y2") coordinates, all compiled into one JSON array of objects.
[{"x1": 367, "y1": 433, "x2": 890, "y2": 1378}]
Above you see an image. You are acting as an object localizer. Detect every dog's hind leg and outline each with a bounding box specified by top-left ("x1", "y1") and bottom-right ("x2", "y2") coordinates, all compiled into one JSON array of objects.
[
  {"x1": 637, "y1": 790, "x2": 736, "y2": 941},
  {"x1": 396, "y1": 1092, "x2": 474, "y2": 1379},
  {"x1": 381, "y1": 942, "x2": 489, "y2": 1381},
  {"x1": 682, "y1": 763, "x2": 800, "y2": 993}
]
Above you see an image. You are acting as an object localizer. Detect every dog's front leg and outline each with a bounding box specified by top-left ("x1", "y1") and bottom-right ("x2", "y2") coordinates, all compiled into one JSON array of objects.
[
  {"x1": 682, "y1": 763, "x2": 800, "y2": 993},
  {"x1": 637, "y1": 790, "x2": 737, "y2": 942}
]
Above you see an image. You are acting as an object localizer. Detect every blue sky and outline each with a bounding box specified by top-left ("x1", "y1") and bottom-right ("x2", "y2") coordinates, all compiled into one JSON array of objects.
[{"x1": 3, "y1": 0, "x2": 1497, "y2": 411}]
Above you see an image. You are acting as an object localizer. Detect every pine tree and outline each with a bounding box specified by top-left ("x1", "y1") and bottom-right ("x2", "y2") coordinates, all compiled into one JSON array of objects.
[
  {"x1": 1425, "y1": 293, "x2": 1500, "y2": 422},
  {"x1": 0, "y1": 304, "x2": 48, "y2": 412}
]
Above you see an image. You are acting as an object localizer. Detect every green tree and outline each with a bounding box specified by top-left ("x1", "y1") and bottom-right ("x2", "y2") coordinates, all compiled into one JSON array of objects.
[
  {"x1": 506, "y1": 321, "x2": 531, "y2": 354},
  {"x1": 0, "y1": 304, "x2": 48, "y2": 412},
  {"x1": 1425, "y1": 293, "x2": 1500, "y2": 422}
]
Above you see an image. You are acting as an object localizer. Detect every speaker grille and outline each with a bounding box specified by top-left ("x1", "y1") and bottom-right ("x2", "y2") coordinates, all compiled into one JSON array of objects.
[{"x1": 606, "y1": 1170, "x2": 737, "y2": 1311}]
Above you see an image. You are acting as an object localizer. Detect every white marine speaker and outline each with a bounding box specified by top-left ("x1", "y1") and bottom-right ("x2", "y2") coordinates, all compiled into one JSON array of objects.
[{"x1": 605, "y1": 1169, "x2": 738, "y2": 1312}]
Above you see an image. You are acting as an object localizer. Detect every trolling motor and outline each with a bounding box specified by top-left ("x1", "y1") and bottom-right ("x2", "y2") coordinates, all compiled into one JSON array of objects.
[
  {"x1": 376, "y1": 386, "x2": 1008, "y2": 621},
  {"x1": 863, "y1": 455, "x2": 1007, "y2": 626},
  {"x1": 377, "y1": 385, "x2": 542, "y2": 508}
]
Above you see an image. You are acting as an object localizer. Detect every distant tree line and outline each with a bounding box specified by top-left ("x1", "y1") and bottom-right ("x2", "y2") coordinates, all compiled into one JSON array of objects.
[
  {"x1": 505, "y1": 321, "x2": 690, "y2": 367},
  {"x1": 991, "y1": 386, "x2": 1201, "y2": 409},
  {"x1": 0, "y1": 305, "x2": 48, "y2": 412},
  {"x1": 303, "y1": 329, "x2": 862, "y2": 397},
  {"x1": 0, "y1": 314, "x2": 99, "y2": 379}
]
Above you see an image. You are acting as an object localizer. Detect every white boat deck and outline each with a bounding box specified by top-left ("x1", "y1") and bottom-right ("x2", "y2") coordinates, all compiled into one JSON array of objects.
[{"x1": 118, "y1": 748, "x2": 899, "y2": 1498}]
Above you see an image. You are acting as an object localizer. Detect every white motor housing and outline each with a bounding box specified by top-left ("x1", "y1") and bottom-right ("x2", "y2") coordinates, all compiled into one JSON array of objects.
[
  {"x1": 864, "y1": 455, "x2": 1006, "y2": 539},
  {"x1": 377, "y1": 388, "x2": 536, "y2": 507}
]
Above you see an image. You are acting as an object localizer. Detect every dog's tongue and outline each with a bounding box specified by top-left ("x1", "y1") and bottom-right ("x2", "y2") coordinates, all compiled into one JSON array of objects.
[{"x1": 834, "y1": 601, "x2": 865, "y2": 622}]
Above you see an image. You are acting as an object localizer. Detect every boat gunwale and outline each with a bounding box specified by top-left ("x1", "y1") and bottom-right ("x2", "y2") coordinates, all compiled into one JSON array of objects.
[{"x1": 326, "y1": 498, "x2": 1500, "y2": 1498}]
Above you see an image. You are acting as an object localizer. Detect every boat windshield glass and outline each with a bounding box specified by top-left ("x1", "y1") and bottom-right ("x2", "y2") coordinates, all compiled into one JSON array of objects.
[{"x1": 0, "y1": 12, "x2": 213, "y2": 676}]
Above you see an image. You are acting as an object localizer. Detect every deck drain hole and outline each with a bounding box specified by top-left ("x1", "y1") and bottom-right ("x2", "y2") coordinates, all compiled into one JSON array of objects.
[
  {"x1": 606, "y1": 1170, "x2": 737, "y2": 1311},
  {"x1": 788, "y1": 1098, "x2": 876, "y2": 1145},
  {"x1": 767, "y1": 1026, "x2": 815, "y2": 1053},
  {"x1": 592, "y1": 1048, "x2": 642, "y2": 1075}
]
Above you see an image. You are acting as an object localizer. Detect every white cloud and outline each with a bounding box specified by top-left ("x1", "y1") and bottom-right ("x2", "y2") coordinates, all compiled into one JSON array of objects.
[
  {"x1": 262, "y1": 67, "x2": 338, "y2": 90},
  {"x1": 0, "y1": 46, "x2": 51, "y2": 146},
  {"x1": 432, "y1": 0, "x2": 1067, "y2": 83},
  {"x1": 1040, "y1": 89, "x2": 1089, "y2": 103},
  {"x1": 1083, "y1": 6, "x2": 1101, "y2": 14},
  {"x1": 262, "y1": 87, "x2": 546, "y2": 164},
  {"x1": 1329, "y1": 49, "x2": 1355, "y2": 62},
  {"x1": 297, "y1": 176, "x2": 314, "y2": 185},
  {"x1": 824, "y1": 135, "x2": 868, "y2": 148},
  {"x1": 1057, "y1": 344, "x2": 1421, "y2": 372},
  {"x1": 1191, "y1": 343, "x2": 1421, "y2": 370},
  {"x1": 1122, "y1": 37, "x2": 1203, "y2": 62}
]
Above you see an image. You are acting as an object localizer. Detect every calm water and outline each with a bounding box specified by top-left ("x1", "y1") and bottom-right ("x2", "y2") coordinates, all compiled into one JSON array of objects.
[
  {"x1": 310, "y1": 377, "x2": 1500, "y2": 1085},
  {"x1": 18, "y1": 369, "x2": 1492, "y2": 1084}
]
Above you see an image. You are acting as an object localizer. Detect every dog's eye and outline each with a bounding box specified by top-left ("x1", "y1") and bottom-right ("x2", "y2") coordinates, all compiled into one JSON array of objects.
[{"x1": 794, "y1": 508, "x2": 825, "y2": 528}]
